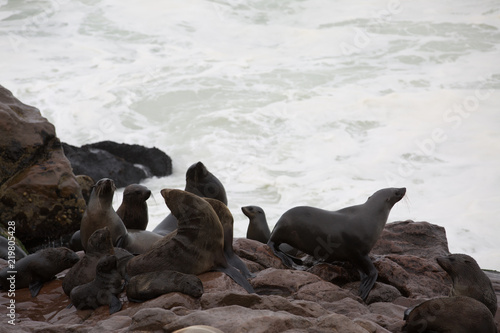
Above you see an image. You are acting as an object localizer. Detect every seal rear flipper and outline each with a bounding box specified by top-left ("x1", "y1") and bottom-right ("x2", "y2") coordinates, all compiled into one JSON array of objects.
[
  {"x1": 109, "y1": 295, "x2": 122, "y2": 314},
  {"x1": 267, "y1": 240, "x2": 295, "y2": 268},
  {"x1": 226, "y1": 253, "x2": 255, "y2": 278},
  {"x1": 29, "y1": 280, "x2": 44, "y2": 297},
  {"x1": 214, "y1": 266, "x2": 255, "y2": 294}
]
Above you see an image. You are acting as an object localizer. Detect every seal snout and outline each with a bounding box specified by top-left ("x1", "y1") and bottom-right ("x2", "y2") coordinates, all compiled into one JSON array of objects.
[{"x1": 397, "y1": 187, "x2": 406, "y2": 198}]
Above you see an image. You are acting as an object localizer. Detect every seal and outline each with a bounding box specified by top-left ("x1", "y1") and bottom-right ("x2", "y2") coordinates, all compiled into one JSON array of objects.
[
  {"x1": 403, "y1": 296, "x2": 497, "y2": 333},
  {"x1": 153, "y1": 162, "x2": 228, "y2": 236},
  {"x1": 116, "y1": 184, "x2": 151, "y2": 230},
  {"x1": 117, "y1": 229, "x2": 163, "y2": 255},
  {"x1": 63, "y1": 227, "x2": 115, "y2": 296},
  {"x1": 242, "y1": 206, "x2": 271, "y2": 244},
  {"x1": 70, "y1": 255, "x2": 124, "y2": 314},
  {"x1": 0, "y1": 247, "x2": 79, "y2": 297},
  {"x1": 68, "y1": 230, "x2": 83, "y2": 252},
  {"x1": 126, "y1": 269, "x2": 204, "y2": 302},
  {"x1": 205, "y1": 198, "x2": 254, "y2": 278},
  {"x1": 267, "y1": 187, "x2": 406, "y2": 301},
  {"x1": 437, "y1": 253, "x2": 497, "y2": 315},
  {"x1": 127, "y1": 189, "x2": 254, "y2": 293},
  {"x1": 80, "y1": 178, "x2": 127, "y2": 251}
]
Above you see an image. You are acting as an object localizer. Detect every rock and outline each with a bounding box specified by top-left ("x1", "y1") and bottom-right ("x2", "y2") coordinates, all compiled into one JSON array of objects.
[
  {"x1": 251, "y1": 268, "x2": 322, "y2": 296},
  {"x1": 62, "y1": 141, "x2": 172, "y2": 188},
  {"x1": 0, "y1": 85, "x2": 86, "y2": 252},
  {"x1": 129, "y1": 308, "x2": 177, "y2": 332},
  {"x1": 372, "y1": 220, "x2": 449, "y2": 258},
  {"x1": 233, "y1": 238, "x2": 288, "y2": 271}
]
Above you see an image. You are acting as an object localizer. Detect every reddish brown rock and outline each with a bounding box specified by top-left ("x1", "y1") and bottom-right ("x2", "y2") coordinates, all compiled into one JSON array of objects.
[
  {"x1": 233, "y1": 238, "x2": 288, "y2": 271},
  {"x1": 251, "y1": 268, "x2": 323, "y2": 296},
  {"x1": 0, "y1": 85, "x2": 85, "y2": 251}
]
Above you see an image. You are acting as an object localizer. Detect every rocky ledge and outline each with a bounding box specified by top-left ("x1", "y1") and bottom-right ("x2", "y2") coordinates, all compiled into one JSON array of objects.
[{"x1": 1, "y1": 220, "x2": 499, "y2": 332}]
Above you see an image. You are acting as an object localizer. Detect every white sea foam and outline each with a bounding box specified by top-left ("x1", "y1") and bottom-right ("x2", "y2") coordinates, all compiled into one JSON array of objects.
[{"x1": 1, "y1": 0, "x2": 499, "y2": 269}]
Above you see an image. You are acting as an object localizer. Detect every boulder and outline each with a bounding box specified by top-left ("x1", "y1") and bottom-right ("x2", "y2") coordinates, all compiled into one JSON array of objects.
[
  {"x1": 62, "y1": 141, "x2": 172, "y2": 188},
  {"x1": 0, "y1": 86, "x2": 85, "y2": 252}
]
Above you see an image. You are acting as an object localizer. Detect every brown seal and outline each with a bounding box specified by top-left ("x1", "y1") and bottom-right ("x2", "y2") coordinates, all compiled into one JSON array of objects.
[
  {"x1": 0, "y1": 247, "x2": 79, "y2": 297},
  {"x1": 403, "y1": 296, "x2": 497, "y2": 333},
  {"x1": 205, "y1": 198, "x2": 254, "y2": 278},
  {"x1": 80, "y1": 178, "x2": 127, "y2": 251},
  {"x1": 70, "y1": 255, "x2": 124, "y2": 314},
  {"x1": 153, "y1": 162, "x2": 228, "y2": 236},
  {"x1": 117, "y1": 229, "x2": 163, "y2": 255},
  {"x1": 127, "y1": 189, "x2": 254, "y2": 293},
  {"x1": 437, "y1": 253, "x2": 497, "y2": 315},
  {"x1": 242, "y1": 205, "x2": 271, "y2": 243},
  {"x1": 267, "y1": 187, "x2": 406, "y2": 301},
  {"x1": 116, "y1": 184, "x2": 151, "y2": 230},
  {"x1": 126, "y1": 269, "x2": 204, "y2": 302},
  {"x1": 63, "y1": 227, "x2": 115, "y2": 296}
]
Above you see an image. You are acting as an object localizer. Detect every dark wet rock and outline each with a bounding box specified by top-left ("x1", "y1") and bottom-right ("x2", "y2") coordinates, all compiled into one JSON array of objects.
[{"x1": 61, "y1": 141, "x2": 172, "y2": 188}]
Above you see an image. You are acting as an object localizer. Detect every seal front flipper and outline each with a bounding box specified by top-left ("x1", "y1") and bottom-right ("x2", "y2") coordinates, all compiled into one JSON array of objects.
[
  {"x1": 267, "y1": 240, "x2": 297, "y2": 268},
  {"x1": 214, "y1": 266, "x2": 255, "y2": 294},
  {"x1": 356, "y1": 254, "x2": 378, "y2": 302},
  {"x1": 29, "y1": 280, "x2": 44, "y2": 297},
  {"x1": 109, "y1": 294, "x2": 122, "y2": 314}
]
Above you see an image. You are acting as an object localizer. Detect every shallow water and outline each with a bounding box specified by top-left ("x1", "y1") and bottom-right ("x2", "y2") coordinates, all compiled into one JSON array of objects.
[{"x1": 1, "y1": 0, "x2": 499, "y2": 269}]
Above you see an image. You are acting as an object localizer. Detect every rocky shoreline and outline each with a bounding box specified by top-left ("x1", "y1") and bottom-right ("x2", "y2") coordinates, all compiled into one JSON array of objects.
[{"x1": 1, "y1": 220, "x2": 499, "y2": 333}]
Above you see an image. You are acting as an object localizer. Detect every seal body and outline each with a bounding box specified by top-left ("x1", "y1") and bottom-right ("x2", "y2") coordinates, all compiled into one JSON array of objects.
[
  {"x1": 80, "y1": 178, "x2": 127, "y2": 251},
  {"x1": 205, "y1": 198, "x2": 254, "y2": 278},
  {"x1": 117, "y1": 229, "x2": 163, "y2": 255},
  {"x1": 267, "y1": 187, "x2": 406, "y2": 301},
  {"x1": 126, "y1": 269, "x2": 203, "y2": 302},
  {"x1": 70, "y1": 255, "x2": 124, "y2": 314},
  {"x1": 437, "y1": 253, "x2": 497, "y2": 316},
  {"x1": 0, "y1": 247, "x2": 79, "y2": 297},
  {"x1": 116, "y1": 184, "x2": 151, "y2": 230},
  {"x1": 403, "y1": 296, "x2": 497, "y2": 333},
  {"x1": 63, "y1": 227, "x2": 115, "y2": 296},
  {"x1": 153, "y1": 162, "x2": 227, "y2": 236},
  {"x1": 242, "y1": 206, "x2": 271, "y2": 244},
  {"x1": 127, "y1": 189, "x2": 254, "y2": 293}
]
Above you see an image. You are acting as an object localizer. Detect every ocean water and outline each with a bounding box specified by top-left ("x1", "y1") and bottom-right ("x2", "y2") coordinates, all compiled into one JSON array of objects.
[{"x1": 1, "y1": 0, "x2": 499, "y2": 269}]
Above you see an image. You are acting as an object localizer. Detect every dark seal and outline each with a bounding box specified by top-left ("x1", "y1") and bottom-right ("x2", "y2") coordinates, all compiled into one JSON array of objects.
[
  {"x1": 403, "y1": 296, "x2": 497, "y2": 333},
  {"x1": 80, "y1": 178, "x2": 127, "y2": 250},
  {"x1": 437, "y1": 253, "x2": 497, "y2": 316},
  {"x1": 127, "y1": 189, "x2": 254, "y2": 293},
  {"x1": 63, "y1": 227, "x2": 115, "y2": 296},
  {"x1": 0, "y1": 247, "x2": 79, "y2": 297},
  {"x1": 116, "y1": 184, "x2": 151, "y2": 230},
  {"x1": 205, "y1": 198, "x2": 254, "y2": 278},
  {"x1": 242, "y1": 205, "x2": 271, "y2": 244},
  {"x1": 267, "y1": 187, "x2": 406, "y2": 301},
  {"x1": 126, "y1": 269, "x2": 204, "y2": 302},
  {"x1": 70, "y1": 255, "x2": 124, "y2": 314},
  {"x1": 153, "y1": 162, "x2": 227, "y2": 236}
]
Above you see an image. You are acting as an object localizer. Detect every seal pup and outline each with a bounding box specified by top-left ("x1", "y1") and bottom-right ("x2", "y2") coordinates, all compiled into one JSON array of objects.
[
  {"x1": 403, "y1": 296, "x2": 497, "y2": 333},
  {"x1": 126, "y1": 269, "x2": 204, "y2": 302},
  {"x1": 205, "y1": 198, "x2": 254, "y2": 278},
  {"x1": 116, "y1": 184, "x2": 151, "y2": 230},
  {"x1": 127, "y1": 189, "x2": 254, "y2": 293},
  {"x1": 80, "y1": 178, "x2": 127, "y2": 251},
  {"x1": 63, "y1": 227, "x2": 115, "y2": 296},
  {"x1": 153, "y1": 162, "x2": 227, "y2": 236},
  {"x1": 0, "y1": 247, "x2": 79, "y2": 297},
  {"x1": 242, "y1": 206, "x2": 271, "y2": 244},
  {"x1": 70, "y1": 255, "x2": 124, "y2": 314},
  {"x1": 267, "y1": 187, "x2": 406, "y2": 301},
  {"x1": 437, "y1": 253, "x2": 497, "y2": 315}
]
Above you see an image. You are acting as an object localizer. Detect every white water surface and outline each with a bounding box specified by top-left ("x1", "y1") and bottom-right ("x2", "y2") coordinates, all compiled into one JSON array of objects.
[{"x1": 1, "y1": 0, "x2": 499, "y2": 269}]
